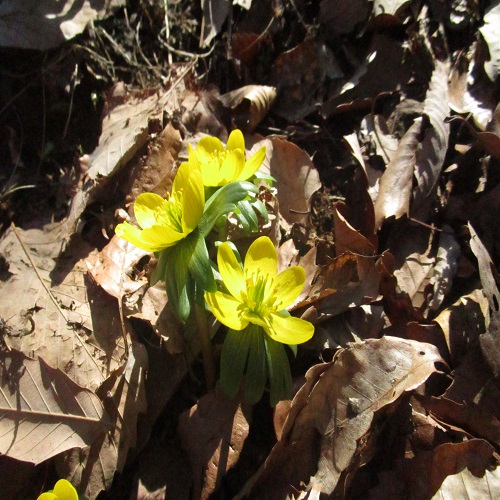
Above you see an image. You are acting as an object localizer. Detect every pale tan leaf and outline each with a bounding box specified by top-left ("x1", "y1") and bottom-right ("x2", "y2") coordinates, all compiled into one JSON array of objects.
[
  {"x1": 0, "y1": 349, "x2": 111, "y2": 465},
  {"x1": 0, "y1": 225, "x2": 124, "y2": 390},
  {"x1": 219, "y1": 85, "x2": 277, "y2": 133},
  {"x1": 412, "y1": 61, "x2": 450, "y2": 219},
  {"x1": 432, "y1": 466, "x2": 500, "y2": 499},
  {"x1": 238, "y1": 337, "x2": 442, "y2": 498},
  {"x1": 479, "y1": 2, "x2": 500, "y2": 82},
  {"x1": 86, "y1": 235, "x2": 148, "y2": 300},
  {"x1": 374, "y1": 118, "x2": 421, "y2": 227},
  {"x1": 372, "y1": 0, "x2": 412, "y2": 18}
]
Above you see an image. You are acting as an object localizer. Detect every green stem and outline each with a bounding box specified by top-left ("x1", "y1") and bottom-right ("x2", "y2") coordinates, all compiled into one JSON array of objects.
[{"x1": 195, "y1": 303, "x2": 215, "y2": 390}]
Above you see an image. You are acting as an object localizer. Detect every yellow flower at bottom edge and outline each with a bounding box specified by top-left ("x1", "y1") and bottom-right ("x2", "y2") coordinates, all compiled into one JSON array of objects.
[
  {"x1": 115, "y1": 162, "x2": 204, "y2": 252},
  {"x1": 186, "y1": 129, "x2": 266, "y2": 187},
  {"x1": 37, "y1": 479, "x2": 78, "y2": 500},
  {"x1": 205, "y1": 236, "x2": 314, "y2": 344}
]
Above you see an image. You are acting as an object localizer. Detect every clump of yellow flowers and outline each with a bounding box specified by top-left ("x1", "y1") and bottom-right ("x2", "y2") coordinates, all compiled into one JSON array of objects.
[{"x1": 116, "y1": 130, "x2": 314, "y2": 404}]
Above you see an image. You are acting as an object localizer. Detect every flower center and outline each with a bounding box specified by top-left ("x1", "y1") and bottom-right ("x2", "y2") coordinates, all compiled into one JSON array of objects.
[
  {"x1": 154, "y1": 191, "x2": 183, "y2": 233},
  {"x1": 243, "y1": 272, "x2": 281, "y2": 318},
  {"x1": 208, "y1": 150, "x2": 230, "y2": 172}
]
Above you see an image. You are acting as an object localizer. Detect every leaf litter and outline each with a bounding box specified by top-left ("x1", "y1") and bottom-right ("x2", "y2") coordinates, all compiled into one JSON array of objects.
[{"x1": 1, "y1": 1, "x2": 500, "y2": 498}]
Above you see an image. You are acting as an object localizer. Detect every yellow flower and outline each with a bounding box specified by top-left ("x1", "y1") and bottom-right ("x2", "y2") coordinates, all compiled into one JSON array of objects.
[
  {"x1": 205, "y1": 236, "x2": 314, "y2": 344},
  {"x1": 186, "y1": 129, "x2": 266, "y2": 187},
  {"x1": 115, "y1": 162, "x2": 204, "y2": 252},
  {"x1": 37, "y1": 479, "x2": 78, "y2": 500}
]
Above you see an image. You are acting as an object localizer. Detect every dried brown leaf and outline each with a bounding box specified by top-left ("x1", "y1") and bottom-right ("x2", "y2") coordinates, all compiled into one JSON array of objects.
[
  {"x1": 86, "y1": 235, "x2": 148, "y2": 300},
  {"x1": 319, "y1": 0, "x2": 371, "y2": 35},
  {"x1": 251, "y1": 136, "x2": 321, "y2": 230},
  {"x1": 0, "y1": 349, "x2": 111, "y2": 464},
  {"x1": 0, "y1": 225, "x2": 124, "y2": 389},
  {"x1": 219, "y1": 85, "x2": 277, "y2": 133},
  {"x1": 412, "y1": 61, "x2": 450, "y2": 220},
  {"x1": 56, "y1": 339, "x2": 148, "y2": 498},
  {"x1": 434, "y1": 290, "x2": 488, "y2": 366},
  {"x1": 479, "y1": 2, "x2": 500, "y2": 82},
  {"x1": 178, "y1": 391, "x2": 251, "y2": 499},
  {"x1": 374, "y1": 118, "x2": 421, "y2": 227},
  {"x1": 238, "y1": 337, "x2": 442, "y2": 497}
]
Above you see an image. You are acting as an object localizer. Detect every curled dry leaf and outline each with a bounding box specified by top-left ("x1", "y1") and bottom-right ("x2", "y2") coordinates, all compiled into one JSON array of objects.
[
  {"x1": 0, "y1": 349, "x2": 111, "y2": 465},
  {"x1": 238, "y1": 337, "x2": 442, "y2": 498},
  {"x1": 86, "y1": 234, "x2": 149, "y2": 301},
  {"x1": 248, "y1": 135, "x2": 321, "y2": 231},
  {"x1": 178, "y1": 390, "x2": 251, "y2": 499},
  {"x1": 219, "y1": 85, "x2": 277, "y2": 133}
]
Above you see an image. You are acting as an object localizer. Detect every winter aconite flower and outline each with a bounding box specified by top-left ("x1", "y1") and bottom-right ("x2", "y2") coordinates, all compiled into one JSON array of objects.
[
  {"x1": 186, "y1": 129, "x2": 266, "y2": 187},
  {"x1": 115, "y1": 162, "x2": 204, "y2": 252},
  {"x1": 205, "y1": 236, "x2": 313, "y2": 343},
  {"x1": 37, "y1": 479, "x2": 78, "y2": 500}
]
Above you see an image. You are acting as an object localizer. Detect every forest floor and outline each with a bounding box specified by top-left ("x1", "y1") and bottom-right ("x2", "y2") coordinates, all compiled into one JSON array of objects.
[{"x1": 1, "y1": 1, "x2": 500, "y2": 499}]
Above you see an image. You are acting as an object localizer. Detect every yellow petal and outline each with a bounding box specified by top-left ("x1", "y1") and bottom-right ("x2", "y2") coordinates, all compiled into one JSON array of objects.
[
  {"x1": 141, "y1": 225, "x2": 185, "y2": 250},
  {"x1": 176, "y1": 165, "x2": 204, "y2": 232},
  {"x1": 115, "y1": 222, "x2": 159, "y2": 252},
  {"x1": 37, "y1": 494, "x2": 57, "y2": 500},
  {"x1": 52, "y1": 479, "x2": 79, "y2": 500},
  {"x1": 272, "y1": 266, "x2": 305, "y2": 309},
  {"x1": 265, "y1": 313, "x2": 314, "y2": 345},
  {"x1": 205, "y1": 291, "x2": 248, "y2": 330},
  {"x1": 196, "y1": 136, "x2": 223, "y2": 161},
  {"x1": 134, "y1": 193, "x2": 164, "y2": 229},
  {"x1": 226, "y1": 129, "x2": 245, "y2": 152},
  {"x1": 218, "y1": 242, "x2": 245, "y2": 298},
  {"x1": 244, "y1": 236, "x2": 277, "y2": 281},
  {"x1": 219, "y1": 149, "x2": 245, "y2": 184},
  {"x1": 238, "y1": 146, "x2": 266, "y2": 181}
]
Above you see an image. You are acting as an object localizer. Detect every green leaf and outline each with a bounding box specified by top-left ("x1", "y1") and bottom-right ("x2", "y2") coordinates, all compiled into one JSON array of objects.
[
  {"x1": 250, "y1": 197, "x2": 269, "y2": 222},
  {"x1": 150, "y1": 248, "x2": 169, "y2": 286},
  {"x1": 244, "y1": 325, "x2": 268, "y2": 404},
  {"x1": 220, "y1": 328, "x2": 252, "y2": 400},
  {"x1": 264, "y1": 336, "x2": 292, "y2": 406},
  {"x1": 165, "y1": 236, "x2": 197, "y2": 322},
  {"x1": 200, "y1": 181, "x2": 257, "y2": 237},
  {"x1": 188, "y1": 230, "x2": 216, "y2": 293},
  {"x1": 236, "y1": 199, "x2": 259, "y2": 233}
]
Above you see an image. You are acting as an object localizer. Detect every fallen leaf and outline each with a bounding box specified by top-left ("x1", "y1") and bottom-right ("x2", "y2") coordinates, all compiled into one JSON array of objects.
[
  {"x1": 0, "y1": 225, "x2": 123, "y2": 389},
  {"x1": 479, "y1": 2, "x2": 500, "y2": 82},
  {"x1": 432, "y1": 465, "x2": 500, "y2": 499},
  {"x1": 319, "y1": 0, "x2": 371, "y2": 35},
  {"x1": 0, "y1": 349, "x2": 111, "y2": 464},
  {"x1": 56, "y1": 339, "x2": 148, "y2": 498},
  {"x1": 178, "y1": 390, "x2": 251, "y2": 499},
  {"x1": 238, "y1": 337, "x2": 442, "y2": 497},
  {"x1": 250, "y1": 135, "x2": 321, "y2": 230}
]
